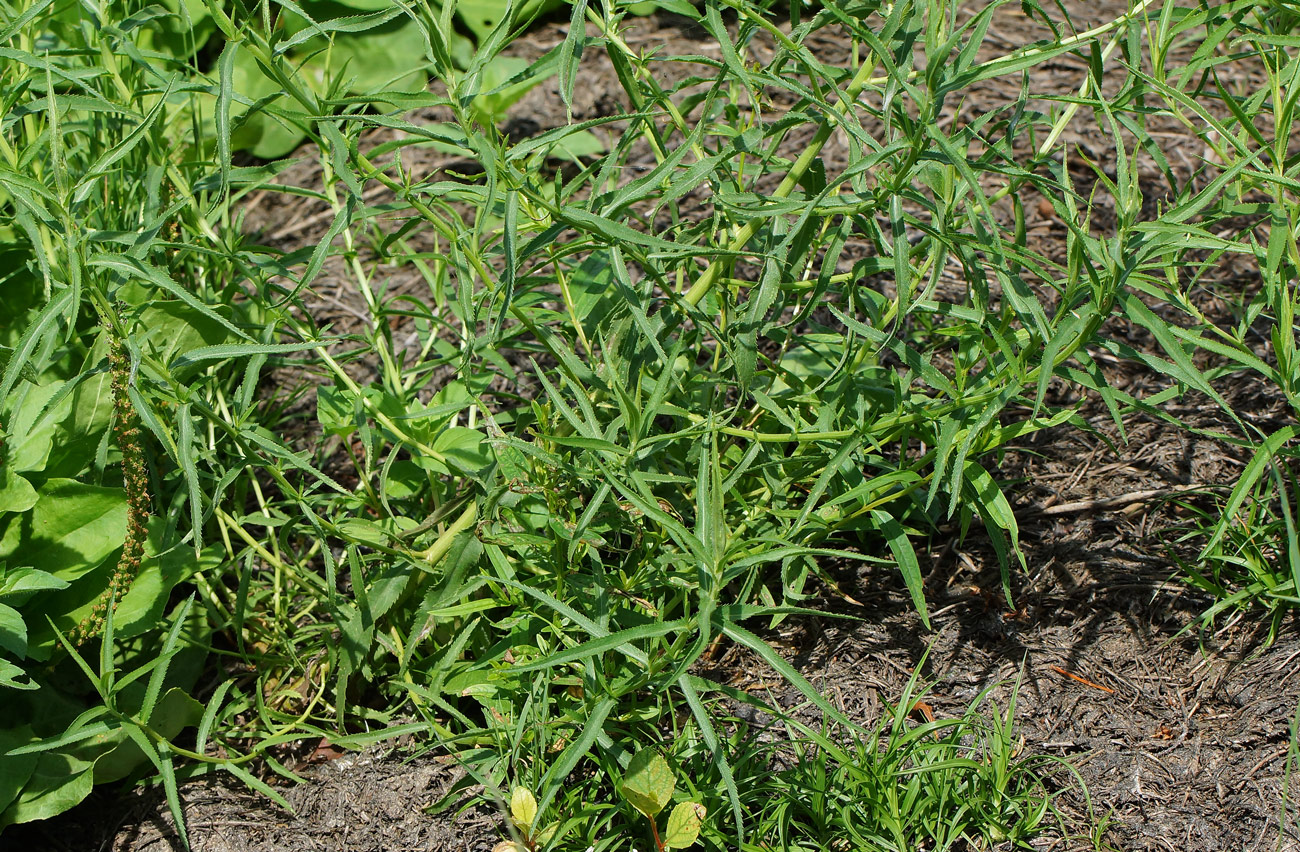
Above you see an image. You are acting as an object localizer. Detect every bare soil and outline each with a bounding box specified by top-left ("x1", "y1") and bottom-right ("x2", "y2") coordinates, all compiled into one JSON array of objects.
[{"x1": 11, "y1": 3, "x2": 1300, "y2": 851}]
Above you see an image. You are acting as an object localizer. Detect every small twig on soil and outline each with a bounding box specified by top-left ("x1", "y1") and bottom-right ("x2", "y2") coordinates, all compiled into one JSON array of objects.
[
  {"x1": 1050, "y1": 665, "x2": 1115, "y2": 694},
  {"x1": 1029, "y1": 482, "x2": 1220, "y2": 516},
  {"x1": 1242, "y1": 745, "x2": 1288, "y2": 781}
]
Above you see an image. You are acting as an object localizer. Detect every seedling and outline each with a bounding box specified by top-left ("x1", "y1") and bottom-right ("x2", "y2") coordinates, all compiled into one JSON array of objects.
[
  {"x1": 494, "y1": 786, "x2": 559, "y2": 852},
  {"x1": 620, "y1": 749, "x2": 706, "y2": 851}
]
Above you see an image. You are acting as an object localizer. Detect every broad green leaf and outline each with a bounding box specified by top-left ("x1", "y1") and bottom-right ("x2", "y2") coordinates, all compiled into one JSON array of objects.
[
  {"x1": 0, "y1": 287, "x2": 73, "y2": 408},
  {"x1": 0, "y1": 751, "x2": 93, "y2": 827},
  {"x1": 92, "y1": 688, "x2": 203, "y2": 785},
  {"x1": 0, "y1": 658, "x2": 34, "y2": 690},
  {"x1": 620, "y1": 749, "x2": 674, "y2": 819},
  {"x1": 0, "y1": 479, "x2": 126, "y2": 583},
  {"x1": 278, "y1": 5, "x2": 430, "y2": 92},
  {"x1": 4, "y1": 382, "x2": 60, "y2": 472},
  {"x1": 664, "y1": 801, "x2": 706, "y2": 849},
  {"x1": 119, "y1": 538, "x2": 215, "y2": 639},
  {"x1": 0, "y1": 469, "x2": 37, "y2": 514},
  {"x1": 45, "y1": 341, "x2": 113, "y2": 479},
  {"x1": 227, "y1": 50, "x2": 316, "y2": 159},
  {"x1": 550, "y1": 129, "x2": 607, "y2": 160},
  {"x1": 317, "y1": 384, "x2": 358, "y2": 438},
  {"x1": 454, "y1": 0, "x2": 510, "y2": 41},
  {"x1": 88, "y1": 255, "x2": 250, "y2": 343},
  {"x1": 0, "y1": 567, "x2": 67, "y2": 598},
  {"x1": 470, "y1": 56, "x2": 544, "y2": 126},
  {"x1": 0, "y1": 725, "x2": 37, "y2": 811},
  {"x1": 0, "y1": 254, "x2": 44, "y2": 351},
  {"x1": 138, "y1": 300, "x2": 240, "y2": 374},
  {"x1": 510, "y1": 786, "x2": 538, "y2": 830},
  {"x1": 0, "y1": 602, "x2": 26, "y2": 658},
  {"x1": 432, "y1": 427, "x2": 492, "y2": 475}
]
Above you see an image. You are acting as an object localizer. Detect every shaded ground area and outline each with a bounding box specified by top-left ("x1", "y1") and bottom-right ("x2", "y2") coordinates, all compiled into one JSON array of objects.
[
  {"x1": 11, "y1": 2, "x2": 1300, "y2": 850},
  {"x1": 4, "y1": 750, "x2": 499, "y2": 851}
]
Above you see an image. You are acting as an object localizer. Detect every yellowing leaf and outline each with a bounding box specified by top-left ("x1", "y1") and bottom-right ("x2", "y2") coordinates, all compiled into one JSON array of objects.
[
  {"x1": 664, "y1": 801, "x2": 706, "y2": 849},
  {"x1": 510, "y1": 786, "x2": 537, "y2": 830}
]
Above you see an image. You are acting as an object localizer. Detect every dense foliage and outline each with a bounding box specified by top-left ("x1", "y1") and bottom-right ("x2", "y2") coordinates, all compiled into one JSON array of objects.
[{"x1": 1, "y1": 0, "x2": 1297, "y2": 846}]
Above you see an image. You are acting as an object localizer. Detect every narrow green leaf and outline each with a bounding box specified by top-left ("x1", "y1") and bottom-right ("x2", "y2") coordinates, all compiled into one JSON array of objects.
[
  {"x1": 1203, "y1": 427, "x2": 1300, "y2": 556},
  {"x1": 0, "y1": 288, "x2": 73, "y2": 407},
  {"x1": 176, "y1": 403, "x2": 203, "y2": 552},
  {"x1": 535, "y1": 695, "x2": 615, "y2": 819},
  {"x1": 870, "y1": 508, "x2": 929, "y2": 628},
  {"x1": 509, "y1": 618, "x2": 689, "y2": 673},
  {"x1": 88, "y1": 255, "x2": 251, "y2": 342}
]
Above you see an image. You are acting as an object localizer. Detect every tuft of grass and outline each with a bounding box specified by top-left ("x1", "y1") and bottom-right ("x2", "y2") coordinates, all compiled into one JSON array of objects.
[
  {"x1": 441, "y1": 664, "x2": 1062, "y2": 852},
  {"x1": 1167, "y1": 460, "x2": 1300, "y2": 637},
  {"x1": 1117, "y1": 0, "x2": 1300, "y2": 630},
  {"x1": 731, "y1": 678, "x2": 1060, "y2": 852}
]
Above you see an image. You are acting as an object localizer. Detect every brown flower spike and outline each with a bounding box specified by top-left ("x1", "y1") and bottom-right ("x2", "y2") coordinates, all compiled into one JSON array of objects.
[{"x1": 70, "y1": 330, "x2": 150, "y2": 645}]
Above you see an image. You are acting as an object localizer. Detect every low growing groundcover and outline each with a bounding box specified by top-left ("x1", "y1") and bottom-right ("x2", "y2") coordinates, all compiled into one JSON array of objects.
[{"x1": 1, "y1": 0, "x2": 1299, "y2": 848}]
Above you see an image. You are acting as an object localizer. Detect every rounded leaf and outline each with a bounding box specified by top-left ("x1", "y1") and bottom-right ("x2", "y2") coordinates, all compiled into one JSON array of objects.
[
  {"x1": 620, "y1": 749, "x2": 674, "y2": 819},
  {"x1": 664, "y1": 801, "x2": 706, "y2": 849},
  {"x1": 509, "y1": 786, "x2": 537, "y2": 830}
]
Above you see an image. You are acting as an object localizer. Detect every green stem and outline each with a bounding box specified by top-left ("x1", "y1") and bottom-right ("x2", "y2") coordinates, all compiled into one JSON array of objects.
[{"x1": 682, "y1": 50, "x2": 881, "y2": 308}]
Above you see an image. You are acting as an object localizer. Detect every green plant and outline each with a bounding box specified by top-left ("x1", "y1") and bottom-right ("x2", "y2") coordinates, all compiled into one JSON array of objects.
[
  {"x1": 1167, "y1": 457, "x2": 1300, "y2": 636},
  {"x1": 739, "y1": 676, "x2": 1061, "y2": 851},
  {"x1": 0, "y1": 0, "x2": 433, "y2": 828},
  {"x1": 276, "y1": 0, "x2": 1168, "y2": 838},
  {"x1": 64, "y1": 0, "x2": 1282, "y2": 838},
  {"x1": 117, "y1": 0, "x2": 573, "y2": 159},
  {"x1": 494, "y1": 785, "x2": 561, "y2": 851},
  {"x1": 1104, "y1": 0, "x2": 1300, "y2": 626},
  {"x1": 463, "y1": 665, "x2": 1056, "y2": 852},
  {"x1": 619, "y1": 749, "x2": 706, "y2": 852},
  {"x1": 0, "y1": 0, "x2": 224, "y2": 819},
  {"x1": 5, "y1": 0, "x2": 1300, "y2": 843}
]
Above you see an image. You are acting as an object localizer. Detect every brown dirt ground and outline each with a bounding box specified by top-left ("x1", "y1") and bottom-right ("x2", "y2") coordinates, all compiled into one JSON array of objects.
[{"x1": 10, "y1": 2, "x2": 1300, "y2": 851}]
